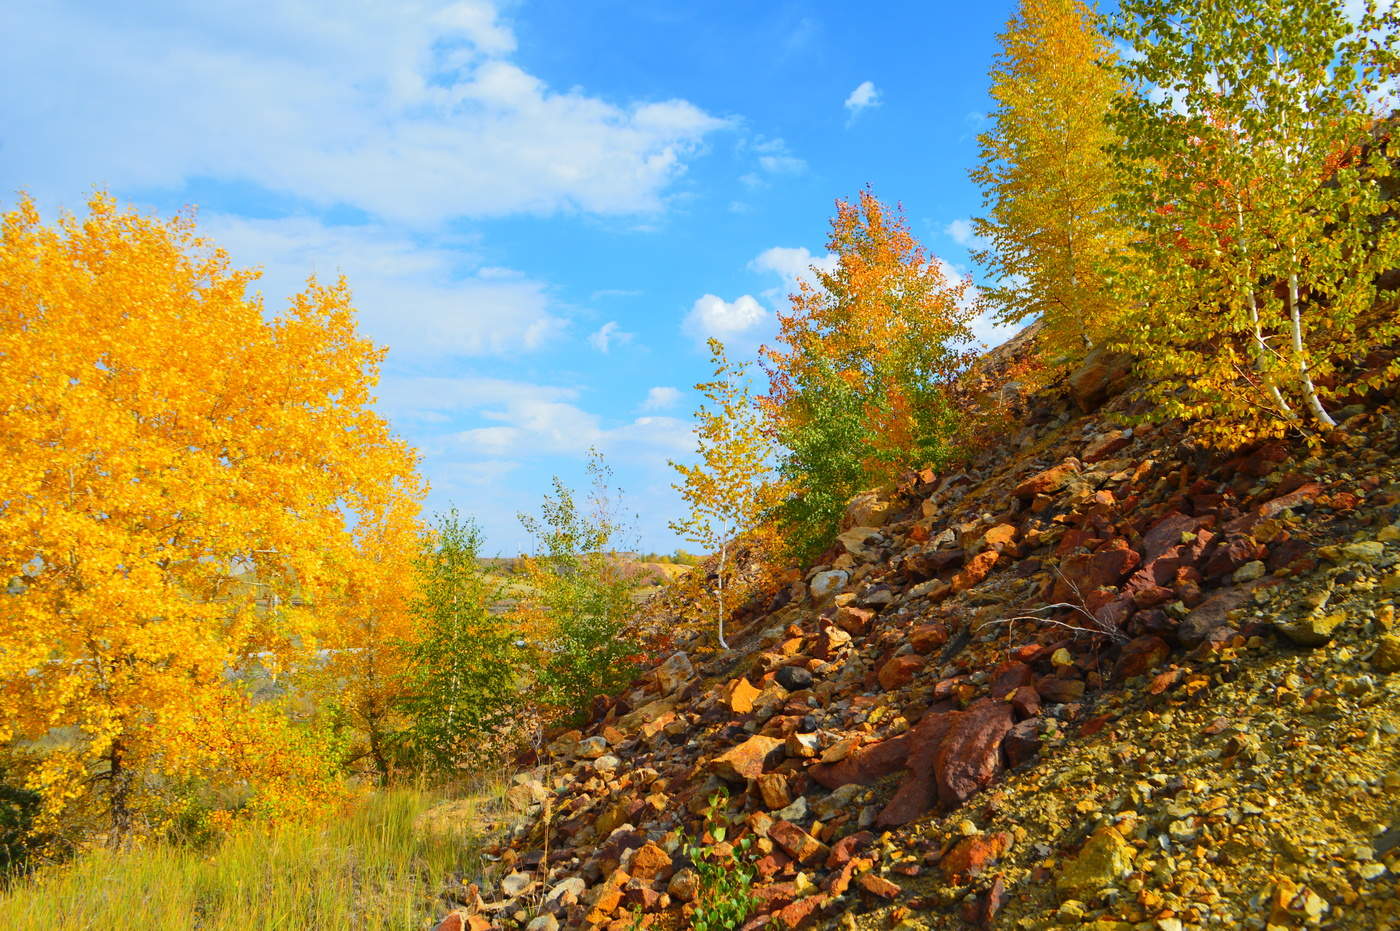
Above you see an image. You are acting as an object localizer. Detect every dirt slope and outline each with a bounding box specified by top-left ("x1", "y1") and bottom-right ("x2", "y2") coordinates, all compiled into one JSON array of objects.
[{"x1": 434, "y1": 344, "x2": 1400, "y2": 931}]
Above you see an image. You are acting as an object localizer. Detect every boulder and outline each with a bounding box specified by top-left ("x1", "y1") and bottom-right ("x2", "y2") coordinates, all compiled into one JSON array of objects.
[
  {"x1": 842, "y1": 491, "x2": 894, "y2": 529},
  {"x1": 712, "y1": 735, "x2": 785, "y2": 782},
  {"x1": 934, "y1": 699, "x2": 1015, "y2": 807},
  {"x1": 809, "y1": 570, "x2": 849, "y2": 605},
  {"x1": 1014, "y1": 460, "x2": 1080, "y2": 500},
  {"x1": 655, "y1": 652, "x2": 695, "y2": 694},
  {"x1": 1055, "y1": 827, "x2": 1134, "y2": 899},
  {"x1": 1068, "y1": 346, "x2": 1133, "y2": 411}
]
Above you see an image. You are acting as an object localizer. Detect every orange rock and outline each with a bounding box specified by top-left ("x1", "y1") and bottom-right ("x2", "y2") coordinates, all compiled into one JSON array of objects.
[
  {"x1": 711, "y1": 735, "x2": 784, "y2": 781},
  {"x1": 856, "y1": 872, "x2": 901, "y2": 899},
  {"x1": 769, "y1": 820, "x2": 829, "y2": 864},
  {"x1": 951, "y1": 549, "x2": 999, "y2": 593},
  {"x1": 941, "y1": 831, "x2": 1012, "y2": 880},
  {"x1": 724, "y1": 677, "x2": 761, "y2": 714},
  {"x1": 834, "y1": 605, "x2": 874, "y2": 634},
  {"x1": 756, "y1": 772, "x2": 792, "y2": 810},
  {"x1": 878, "y1": 654, "x2": 924, "y2": 690},
  {"x1": 1013, "y1": 460, "x2": 1080, "y2": 499},
  {"x1": 628, "y1": 842, "x2": 672, "y2": 881}
]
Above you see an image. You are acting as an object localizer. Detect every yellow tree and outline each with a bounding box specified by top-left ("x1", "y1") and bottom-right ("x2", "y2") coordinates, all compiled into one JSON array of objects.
[
  {"x1": 970, "y1": 0, "x2": 1127, "y2": 363},
  {"x1": 0, "y1": 194, "x2": 424, "y2": 845},
  {"x1": 762, "y1": 189, "x2": 977, "y2": 560},
  {"x1": 670, "y1": 339, "x2": 777, "y2": 649}
]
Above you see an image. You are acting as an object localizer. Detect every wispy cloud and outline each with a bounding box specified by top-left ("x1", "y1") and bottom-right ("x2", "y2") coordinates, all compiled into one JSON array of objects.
[
  {"x1": 588, "y1": 321, "x2": 634, "y2": 353},
  {"x1": 641, "y1": 386, "x2": 682, "y2": 411},
  {"x1": 844, "y1": 81, "x2": 881, "y2": 122}
]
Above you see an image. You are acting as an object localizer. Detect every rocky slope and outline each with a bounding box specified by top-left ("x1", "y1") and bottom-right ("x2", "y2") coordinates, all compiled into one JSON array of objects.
[{"x1": 434, "y1": 343, "x2": 1400, "y2": 931}]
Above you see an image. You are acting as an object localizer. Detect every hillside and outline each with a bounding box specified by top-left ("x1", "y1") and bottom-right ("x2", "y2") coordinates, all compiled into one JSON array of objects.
[{"x1": 431, "y1": 340, "x2": 1400, "y2": 931}]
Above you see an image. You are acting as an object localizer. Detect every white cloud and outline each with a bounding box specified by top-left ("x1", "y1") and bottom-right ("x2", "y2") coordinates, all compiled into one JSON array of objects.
[
  {"x1": 641, "y1": 386, "x2": 681, "y2": 411},
  {"x1": 844, "y1": 81, "x2": 881, "y2": 119},
  {"x1": 683, "y1": 294, "x2": 769, "y2": 343},
  {"x1": 751, "y1": 246, "x2": 838, "y2": 296},
  {"x1": 2, "y1": 0, "x2": 730, "y2": 226},
  {"x1": 944, "y1": 218, "x2": 989, "y2": 251},
  {"x1": 588, "y1": 321, "x2": 633, "y2": 353},
  {"x1": 200, "y1": 214, "x2": 563, "y2": 359}
]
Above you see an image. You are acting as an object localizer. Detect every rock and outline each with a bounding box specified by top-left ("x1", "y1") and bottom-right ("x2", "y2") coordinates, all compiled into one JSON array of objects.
[
  {"x1": 877, "y1": 654, "x2": 924, "y2": 690},
  {"x1": 1373, "y1": 635, "x2": 1400, "y2": 673},
  {"x1": 1276, "y1": 611, "x2": 1345, "y2": 647},
  {"x1": 712, "y1": 735, "x2": 785, "y2": 782},
  {"x1": 665, "y1": 867, "x2": 698, "y2": 903},
  {"x1": 433, "y1": 912, "x2": 468, "y2": 931},
  {"x1": 1056, "y1": 543, "x2": 1141, "y2": 598},
  {"x1": 1068, "y1": 346, "x2": 1133, "y2": 411},
  {"x1": 951, "y1": 549, "x2": 999, "y2": 593},
  {"x1": 786, "y1": 732, "x2": 820, "y2": 758},
  {"x1": 628, "y1": 842, "x2": 672, "y2": 881},
  {"x1": 1178, "y1": 585, "x2": 1254, "y2": 647},
  {"x1": 544, "y1": 876, "x2": 587, "y2": 909},
  {"x1": 501, "y1": 871, "x2": 534, "y2": 898},
  {"x1": 1112, "y1": 635, "x2": 1170, "y2": 681},
  {"x1": 1056, "y1": 827, "x2": 1134, "y2": 899},
  {"x1": 776, "y1": 665, "x2": 814, "y2": 691},
  {"x1": 1002, "y1": 718, "x2": 1042, "y2": 767},
  {"x1": 810, "y1": 735, "x2": 911, "y2": 789},
  {"x1": 757, "y1": 773, "x2": 793, "y2": 810},
  {"x1": 769, "y1": 820, "x2": 829, "y2": 864},
  {"x1": 834, "y1": 605, "x2": 875, "y2": 634},
  {"x1": 877, "y1": 711, "x2": 954, "y2": 826},
  {"x1": 1014, "y1": 460, "x2": 1080, "y2": 499},
  {"x1": 525, "y1": 916, "x2": 559, "y2": 931},
  {"x1": 809, "y1": 570, "x2": 849, "y2": 605},
  {"x1": 856, "y1": 872, "x2": 901, "y2": 899},
  {"x1": 812, "y1": 783, "x2": 863, "y2": 819},
  {"x1": 576, "y1": 735, "x2": 609, "y2": 759},
  {"x1": 935, "y1": 699, "x2": 1015, "y2": 807},
  {"x1": 1233, "y1": 559, "x2": 1267, "y2": 583},
  {"x1": 837, "y1": 525, "x2": 883, "y2": 559},
  {"x1": 594, "y1": 754, "x2": 620, "y2": 774},
  {"x1": 941, "y1": 831, "x2": 1013, "y2": 880},
  {"x1": 910, "y1": 622, "x2": 949, "y2": 652},
  {"x1": 725, "y1": 676, "x2": 762, "y2": 714},
  {"x1": 655, "y1": 651, "x2": 695, "y2": 694},
  {"x1": 843, "y1": 490, "x2": 894, "y2": 529},
  {"x1": 1036, "y1": 675, "x2": 1085, "y2": 703},
  {"x1": 981, "y1": 523, "x2": 1018, "y2": 552}
]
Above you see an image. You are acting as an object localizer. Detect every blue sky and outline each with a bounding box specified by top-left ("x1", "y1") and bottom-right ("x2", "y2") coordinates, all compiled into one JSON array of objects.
[{"x1": 3, "y1": 0, "x2": 1024, "y2": 554}]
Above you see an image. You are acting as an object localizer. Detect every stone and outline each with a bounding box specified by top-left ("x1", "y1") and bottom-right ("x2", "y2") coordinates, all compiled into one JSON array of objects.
[
  {"x1": 628, "y1": 842, "x2": 672, "y2": 881},
  {"x1": 1373, "y1": 635, "x2": 1400, "y2": 673},
  {"x1": 1036, "y1": 675, "x2": 1085, "y2": 703},
  {"x1": 856, "y1": 872, "x2": 901, "y2": 899},
  {"x1": 712, "y1": 735, "x2": 785, "y2": 782},
  {"x1": 877, "y1": 710, "x2": 955, "y2": 827},
  {"x1": 769, "y1": 820, "x2": 829, "y2": 864},
  {"x1": 776, "y1": 665, "x2": 814, "y2": 691},
  {"x1": 837, "y1": 525, "x2": 883, "y2": 559},
  {"x1": 1014, "y1": 460, "x2": 1080, "y2": 499},
  {"x1": 809, "y1": 570, "x2": 849, "y2": 605},
  {"x1": 1178, "y1": 585, "x2": 1254, "y2": 647},
  {"x1": 941, "y1": 831, "x2": 1013, "y2": 879},
  {"x1": 501, "y1": 871, "x2": 534, "y2": 898},
  {"x1": 1068, "y1": 346, "x2": 1132, "y2": 411},
  {"x1": 725, "y1": 677, "x2": 761, "y2": 714},
  {"x1": 1056, "y1": 543, "x2": 1141, "y2": 599},
  {"x1": 757, "y1": 773, "x2": 793, "y2": 810},
  {"x1": 1112, "y1": 635, "x2": 1170, "y2": 681},
  {"x1": 1276, "y1": 611, "x2": 1345, "y2": 647},
  {"x1": 951, "y1": 549, "x2": 999, "y2": 593},
  {"x1": 594, "y1": 754, "x2": 620, "y2": 774},
  {"x1": 934, "y1": 699, "x2": 1015, "y2": 807},
  {"x1": 810, "y1": 735, "x2": 911, "y2": 789},
  {"x1": 909, "y1": 622, "x2": 949, "y2": 652},
  {"x1": 843, "y1": 490, "x2": 894, "y2": 529},
  {"x1": 812, "y1": 783, "x2": 863, "y2": 819},
  {"x1": 982, "y1": 523, "x2": 1018, "y2": 552},
  {"x1": 1002, "y1": 718, "x2": 1042, "y2": 767},
  {"x1": 576, "y1": 735, "x2": 609, "y2": 759},
  {"x1": 655, "y1": 651, "x2": 694, "y2": 694},
  {"x1": 1233, "y1": 560, "x2": 1267, "y2": 583},
  {"x1": 1056, "y1": 827, "x2": 1134, "y2": 899},
  {"x1": 667, "y1": 867, "x2": 699, "y2": 902},
  {"x1": 544, "y1": 876, "x2": 587, "y2": 909},
  {"x1": 877, "y1": 654, "x2": 924, "y2": 690},
  {"x1": 525, "y1": 916, "x2": 559, "y2": 931},
  {"x1": 834, "y1": 605, "x2": 874, "y2": 634}
]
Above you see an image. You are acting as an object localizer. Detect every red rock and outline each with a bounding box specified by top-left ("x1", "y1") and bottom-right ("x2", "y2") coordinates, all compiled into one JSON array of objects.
[
  {"x1": 1079, "y1": 713, "x2": 1113, "y2": 737},
  {"x1": 878, "y1": 654, "x2": 925, "y2": 690},
  {"x1": 856, "y1": 873, "x2": 902, "y2": 899},
  {"x1": 810, "y1": 735, "x2": 910, "y2": 789},
  {"x1": 1177, "y1": 584, "x2": 1254, "y2": 647},
  {"x1": 772, "y1": 895, "x2": 826, "y2": 929},
  {"x1": 1009, "y1": 685, "x2": 1041, "y2": 719},
  {"x1": 1202, "y1": 534, "x2": 1266, "y2": 579},
  {"x1": 1257, "y1": 482, "x2": 1324, "y2": 518},
  {"x1": 941, "y1": 831, "x2": 1013, "y2": 880},
  {"x1": 712, "y1": 735, "x2": 785, "y2": 782},
  {"x1": 756, "y1": 773, "x2": 792, "y2": 810},
  {"x1": 825, "y1": 831, "x2": 874, "y2": 869},
  {"x1": 1014, "y1": 460, "x2": 1080, "y2": 499},
  {"x1": 903, "y1": 548, "x2": 965, "y2": 580},
  {"x1": 951, "y1": 549, "x2": 999, "y2": 593},
  {"x1": 910, "y1": 622, "x2": 949, "y2": 652},
  {"x1": 432, "y1": 913, "x2": 467, "y2": 931},
  {"x1": 1002, "y1": 718, "x2": 1042, "y2": 767},
  {"x1": 934, "y1": 699, "x2": 1015, "y2": 807},
  {"x1": 1083, "y1": 429, "x2": 1131, "y2": 462},
  {"x1": 989, "y1": 661, "x2": 1034, "y2": 699},
  {"x1": 1035, "y1": 675, "x2": 1085, "y2": 703},
  {"x1": 876, "y1": 710, "x2": 955, "y2": 827},
  {"x1": 982, "y1": 523, "x2": 1018, "y2": 552},
  {"x1": 1068, "y1": 347, "x2": 1132, "y2": 410},
  {"x1": 769, "y1": 821, "x2": 828, "y2": 864},
  {"x1": 1054, "y1": 541, "x2": 1141, "y2": 599},
  {"x1": 1112, "y1": 635, "x2": 1170, "y2": 681},
  {"x1": 834, "y1": 605, "x2": 874, "y2": 634},
  {"x1": 1139, "y1": 512, "x2": 1200, "y2": 562}
]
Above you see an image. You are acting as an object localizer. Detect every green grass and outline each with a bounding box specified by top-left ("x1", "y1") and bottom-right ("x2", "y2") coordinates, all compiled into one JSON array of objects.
[{"x1": 0, "y1": 784, "x2": 498, "y2": 931}]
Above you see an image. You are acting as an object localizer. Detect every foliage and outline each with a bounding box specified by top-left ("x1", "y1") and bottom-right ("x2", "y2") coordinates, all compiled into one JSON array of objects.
[
  {"x1": 971, "y1": 0, "x2": 1128, "y2": 365},
  {"x1": 397, "y1": 512, "x2": 523, "y2": 772},
  {"x1": 683, "y1": 791, "x2": 759, "y2": 931},
  {"x1": 762, "y1": 189, "x2": 978, "y2": 561},
  {"x1": 1108, "y1": 0, "x2": 1400, "y2": 443},
  {"x1": 0, "y1": 785, "x2": 495, "y2": 930},
  {"x1": 0, "y1": 193, "x2": 424, "y2": 847},
  {"x1": 670, "y1": 339, "x2": 779, "y2": 648},
  {"x1": 516, "y1": 452, "x2": 640, "y2": 721}
]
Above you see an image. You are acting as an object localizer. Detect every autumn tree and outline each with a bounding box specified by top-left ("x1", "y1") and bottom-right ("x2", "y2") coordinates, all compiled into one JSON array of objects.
[
  {"x1": 971, "y1": 0, "x2": 1127, "y2": 363},
  {"x1": 0, "y1": 194, "x2": 425, "y2": 846},
  {"x1": 1109, "y1": 0, "x2": 1400, "y2": 442},
  {"x1": 670, "y1": 339, "x2": 778, "y2": 649},
  {"x1": 762, "y1": 189, "x2": 978, "y2": 560},
  {"x1": 516, "y1": 452, "x2": 639, "y2": 721}
]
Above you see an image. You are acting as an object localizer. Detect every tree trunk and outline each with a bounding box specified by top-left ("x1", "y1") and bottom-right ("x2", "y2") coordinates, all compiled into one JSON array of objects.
[
  {"x1": 1287, "y1": 266, "x2": 1336, "y2": 428},
  {"x1": 107, "y1": 740, "x2": 133, "y2": 849},
  {"x1": 716, "y1": 538, "x2": 728, "y2": 650},
  {"x1": 1236, "y1": 202, "x2": 1293, "y2": 417}
]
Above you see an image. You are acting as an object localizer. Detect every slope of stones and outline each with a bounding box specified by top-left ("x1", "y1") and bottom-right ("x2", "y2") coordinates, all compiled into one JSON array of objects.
[{"x1": 435, "y1": 349, "x2": 1400, "y2": 931}]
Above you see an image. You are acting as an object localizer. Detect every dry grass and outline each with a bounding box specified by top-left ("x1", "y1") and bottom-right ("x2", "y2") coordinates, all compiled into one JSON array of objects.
[{"x1": 0, "y1": 782, "x2": 502, "y2": 931}]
